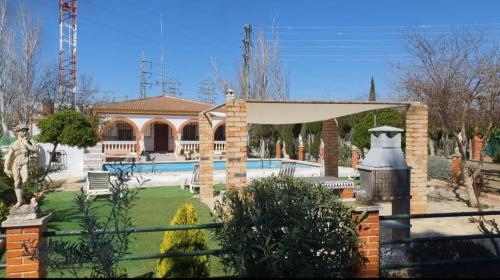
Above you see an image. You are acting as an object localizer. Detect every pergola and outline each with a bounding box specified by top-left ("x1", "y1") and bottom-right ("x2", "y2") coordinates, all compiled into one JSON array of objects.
[{"x1": 198, "y1": 92, "x2": 428, "y2": 214}]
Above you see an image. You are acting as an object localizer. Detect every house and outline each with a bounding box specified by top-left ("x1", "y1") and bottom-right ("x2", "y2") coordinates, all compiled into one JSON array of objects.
[{"x1": 90, "y1": 95, "x2": 226, "y2": 161}]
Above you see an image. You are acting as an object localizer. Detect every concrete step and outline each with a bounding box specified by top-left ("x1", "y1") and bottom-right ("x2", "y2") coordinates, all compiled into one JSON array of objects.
[
  {"x1": 84, "y1": 159, "x2": 104, "y2": 166},
  {"x1": 149, "y1": 153, "x2": 176, "y2": 161},
  {"x1": 83, "y1": 154, "x2": 104, "y2": 160}
]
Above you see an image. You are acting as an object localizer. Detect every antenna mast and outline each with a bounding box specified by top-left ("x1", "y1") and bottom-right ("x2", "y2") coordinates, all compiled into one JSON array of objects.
[
  {"x1": 140, "y1": 49, "x2": 152, "y2": 99},
  {"x1": 59, "y1": 0, "x2": 78, "y2": 108},
  {"x1": 160, "y1": 14, "x2": 166, "y2": 95}
]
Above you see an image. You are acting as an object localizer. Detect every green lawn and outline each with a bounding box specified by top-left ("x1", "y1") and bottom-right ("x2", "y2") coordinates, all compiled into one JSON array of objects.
[{"x1": 39, "y1": 186, "x2": 227, "y2": 278}]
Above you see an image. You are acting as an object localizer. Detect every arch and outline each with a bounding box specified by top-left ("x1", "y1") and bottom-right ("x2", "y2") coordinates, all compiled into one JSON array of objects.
[
  {"x1": 106, "y1": 117, "x2": 140, "y2": 135},
  {"x1": 213, "y1": 121, "x2": 226, "y2": 141},
  {"x1": 140, "y1": 118, "x2": 179, "y2": 153},
  {"x1": 178, "y1": 119, "x2": 199, "y2": 140},
  {"x1": 103, "y1": 117, "x2": 141, "y2": 155}
]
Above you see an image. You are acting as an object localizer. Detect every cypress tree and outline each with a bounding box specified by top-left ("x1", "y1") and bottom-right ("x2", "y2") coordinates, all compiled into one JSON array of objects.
[{"x1": 369, "y1": 77, "x2": 376, "y2": 101}]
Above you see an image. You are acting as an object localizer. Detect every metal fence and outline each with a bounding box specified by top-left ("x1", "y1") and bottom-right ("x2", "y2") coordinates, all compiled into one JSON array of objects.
[
  {"x1": 380, "y1": 210, "x2": 500, "y2": 271},
  {"x1": 0, "y1": 223, "x2": 223, "y2": 272}
]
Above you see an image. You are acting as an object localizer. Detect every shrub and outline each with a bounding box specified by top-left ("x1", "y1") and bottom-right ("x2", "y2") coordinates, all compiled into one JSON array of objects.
[
  {"x1": 41, "y1": 168, "x2": 140, "y2": 278},
  {"x1": 428, "y1": 156, "x2": 452, "y2": 182},
  {"x1": 213, "y1": 176, "x2": 364, "y2": 278},
  {"x1": 156, "y1": 203, "x2": 210, "y2": 278}
]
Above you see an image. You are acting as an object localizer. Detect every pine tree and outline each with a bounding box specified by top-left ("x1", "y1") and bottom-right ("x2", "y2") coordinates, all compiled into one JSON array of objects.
[
  {"x1": 369, "y1": 77, "x2": 376, "y2": 101},
  {"x1": 156, "y1": 204, "x2": 210, "y2": 278}
]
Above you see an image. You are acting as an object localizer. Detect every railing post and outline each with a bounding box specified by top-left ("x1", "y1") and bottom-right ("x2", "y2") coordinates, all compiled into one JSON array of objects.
[
  {"x1": 2, "y1": 214, "x2": 52, "y2": 278},
  {"x1": 353, "y1": 205, "x2": 382, "y2": 278}
]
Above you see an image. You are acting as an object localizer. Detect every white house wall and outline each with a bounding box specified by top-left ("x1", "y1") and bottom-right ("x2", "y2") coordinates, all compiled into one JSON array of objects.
[
  {"x1": 102, "y1": 113, "x2": 225, "y2": 134},
  {"x1": 37, "y1": 143, "x2": 85, "y2": 180}
]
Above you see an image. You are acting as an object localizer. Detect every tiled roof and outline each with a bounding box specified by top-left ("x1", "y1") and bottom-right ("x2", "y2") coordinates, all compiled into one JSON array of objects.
[{"x1": 91, "y1": 95, "x2": 223, "y2": 115}]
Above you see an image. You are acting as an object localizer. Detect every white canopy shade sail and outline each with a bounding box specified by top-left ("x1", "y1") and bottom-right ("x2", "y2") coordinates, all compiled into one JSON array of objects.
[{"x1": 245, "y1": 100, "x2": 412, "y2": 124}]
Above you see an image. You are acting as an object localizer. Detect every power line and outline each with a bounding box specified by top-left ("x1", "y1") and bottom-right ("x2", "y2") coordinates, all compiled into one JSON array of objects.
[{"x1": 263, "y1": 22, "x2": 500, "y2": 29}]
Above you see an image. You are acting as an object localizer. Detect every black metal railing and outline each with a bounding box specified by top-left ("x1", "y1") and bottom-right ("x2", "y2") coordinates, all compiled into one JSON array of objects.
[
  {"x1": 380, "y1": 210, "x2": 500, "y2": 271},
  {"x1": 0, "y1": 223, "x2": 223, "y2": 272}
]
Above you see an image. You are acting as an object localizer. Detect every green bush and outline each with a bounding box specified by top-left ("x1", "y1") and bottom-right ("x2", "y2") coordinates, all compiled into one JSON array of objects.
[
  {"x1": 156, "y1": 203, "x2": 209, "y2": 278},
  {"x1": 428, "y1": 156, "x2": 452, "y2": 182},
  {"x1": 213, "y1": 176, "x2": 364, "y2": 278}
]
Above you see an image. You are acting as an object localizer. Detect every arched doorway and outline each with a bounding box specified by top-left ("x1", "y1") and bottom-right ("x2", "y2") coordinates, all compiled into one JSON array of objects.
[{"x1": 140, "y1": 119, "x2": 178, "y2": 153}]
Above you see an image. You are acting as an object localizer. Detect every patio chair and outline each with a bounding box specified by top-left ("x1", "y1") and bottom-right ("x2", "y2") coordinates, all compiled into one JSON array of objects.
[
  {"x1": 85, "y1": 171, "x2": 112, "y2": 199},
  {"x1": 278, "y1": 161, "x2": 296, "y2": 177},
  {"x1": 183, "y1": 163, "x2": 201, "y2": 193}
]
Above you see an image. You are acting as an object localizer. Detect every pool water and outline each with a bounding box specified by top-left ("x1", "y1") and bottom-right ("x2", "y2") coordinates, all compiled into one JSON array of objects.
[{"x1": 103, "y1": 160, "x2": 316, "y2": 173}]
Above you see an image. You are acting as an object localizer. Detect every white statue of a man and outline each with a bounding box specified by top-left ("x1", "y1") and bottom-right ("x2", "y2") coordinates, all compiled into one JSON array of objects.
[
  {"x1": 298, "y1": 134, "x2": 304, "y2": 147},
  {"x1": 3, "y1": 124, "x2": 39, "y2": 208}
]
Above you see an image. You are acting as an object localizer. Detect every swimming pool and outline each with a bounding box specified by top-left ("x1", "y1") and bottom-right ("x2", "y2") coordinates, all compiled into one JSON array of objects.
[{"x1": 103, "y1": 160, "x2": 317, "y2": 173}]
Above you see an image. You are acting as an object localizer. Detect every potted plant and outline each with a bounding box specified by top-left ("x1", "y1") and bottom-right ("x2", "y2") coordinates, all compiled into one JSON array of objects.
[{"x1": 140, "y1": 151, "x2": 148, "y2": 162}]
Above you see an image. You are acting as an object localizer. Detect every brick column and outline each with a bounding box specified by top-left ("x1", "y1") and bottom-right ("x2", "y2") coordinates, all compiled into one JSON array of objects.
[
  {"x1": 2, "y1": 214, "x2": 51, "y2": 278},
  {"x1": 275, "y1": 140, "x2": 281, "y2": 158},
  {"x1": 471, "y1": 135, "x2": 485, "y2": 161},
  {"x1": 225, "y1": 95, "x2": 247, "y2": 190},
  {"x1": 351, "y1": 146, "x2": 361, "y2": 168},
  {"x1": 298, "y1": 146, "x2": 304, "y2": 161},
  {"x1": 353, "y1": 205, "x2": 381, "y2": 278},
  {"x1": 405, "y1": 103, "x2": 428, "y2": 214},
  {"x1": 199, "y1": 112, "x2": 214, "y2": 200},
  {"x1": 451, "y1": 153, "x2": 462, "y2": 184},
  {"x1": 323, "y1": 118, "x2": 339, "y2": 177}
]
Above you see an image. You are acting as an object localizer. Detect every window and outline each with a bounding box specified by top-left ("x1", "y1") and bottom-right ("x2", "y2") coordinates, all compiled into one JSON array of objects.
[{"x1": 182, "y1": 123, "x2": 199, "y2": 140}]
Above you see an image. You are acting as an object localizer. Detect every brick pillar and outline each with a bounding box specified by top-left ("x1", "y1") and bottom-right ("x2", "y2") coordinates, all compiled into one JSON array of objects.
[
  {"x1": 225, "y1": 95, "x2": 247, "y2": 190},
  {"x1": 298, "y1": 146, "x2": 304, "y2": 161},
  {"x1": 405, "y1": 103, "x2": 428, "y2": 214},
  {"x1": 471, "y1": 135, "x2": 485, "y2": 161},
  {"x1": 275, "y1": 140, "x2": 281, "y2": 158},
  {"x1": 451, "y1": 153, "x2": 462, "y2": 184},
  {"x1": 2, "y1": 214, "x2": 51, "y2": 278},
  {"x1": 353, "y1": 205, "x2": 381, "y2": 278},
  {"x1": 199, "y1": 112, "x2": 214, "y2": 200},
  {"x1": 323, "y1": 118, "x2": 339, "y2": 177},
  {"x1": 351, "y1": 146, "x2": 361, "y2": 168}
]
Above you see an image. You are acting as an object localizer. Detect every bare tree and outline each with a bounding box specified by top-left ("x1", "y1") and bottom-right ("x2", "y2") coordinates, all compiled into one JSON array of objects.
[
  {"x1": 396, "y1": 30, "x2": 500, "y2": 207},
  {"x1": 0, "y1": 0, "x2": 16, "y2": 135},
  {"x1": 16, "y1": 6, "x2": 44, "y2": 123},
  {"x1": 212, "y1": 20, "x2": 289, "y2": 101}
]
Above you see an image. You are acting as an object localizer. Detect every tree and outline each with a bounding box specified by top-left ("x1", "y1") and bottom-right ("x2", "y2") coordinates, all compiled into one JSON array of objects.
[
  {"x1": 351, "y1": 109, "x2": 406, "y2": 152},
  {"x1": 369, "y1": 77, "x2": 376, "y2": 101},
  {"x1": 36, "y1": 111, "x2": 98, "y2": 179},
  {"x1": 396, "y1": 30, "x2": 500, "y2": 207},
  {"x1": 156, "y1": 203, "x2": 209, "y2": 278},
  {"x1": 0, "y1": 0, "x2": 16, "y2": 136}
]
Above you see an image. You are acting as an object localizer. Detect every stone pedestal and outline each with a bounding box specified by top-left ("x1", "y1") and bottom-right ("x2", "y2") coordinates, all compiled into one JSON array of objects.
[
  {"x1": 275, "y1": 141, "x2": 281, "y2": 159},
  {"x1": 451, "y1": 153, "x2": 462, "y2": 184},
  {"x1": 351, "y1": 147, "x2": 361, "y2": 168},
  {"x1": 471, "y1": 136, "x2": 485, "y2": 161},
  {"x1": 2, "y1": 213, "x2": 52, "y2": 278},
  {"x1": 298, "y1": 146, "x2": 304, "y2": 161}
]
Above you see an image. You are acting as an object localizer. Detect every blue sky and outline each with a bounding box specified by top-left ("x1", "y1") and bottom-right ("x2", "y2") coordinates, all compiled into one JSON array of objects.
[{"x1": 16, "y1": 0, "x2": 500, "y2": 104}]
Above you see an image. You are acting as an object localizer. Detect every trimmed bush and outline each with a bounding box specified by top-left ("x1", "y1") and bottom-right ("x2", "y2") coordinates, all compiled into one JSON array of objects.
[
  {"x1": 156, "y1": 203, "x2": 209, "y2": 278},
  {"x1": 213, "y1": 176, "x2": 364, "y2": 278},
  {"x1": 428, "y1": 156, "x2": 452, "y2": 182}
]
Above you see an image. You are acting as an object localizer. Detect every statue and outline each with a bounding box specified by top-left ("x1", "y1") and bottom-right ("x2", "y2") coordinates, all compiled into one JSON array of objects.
[
  {"x1": 298, "y1": 134, "x2": 304, "y2": 147},
  {"x1": 4, "y1": 124, "x2": 39, "y2": 209}
]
